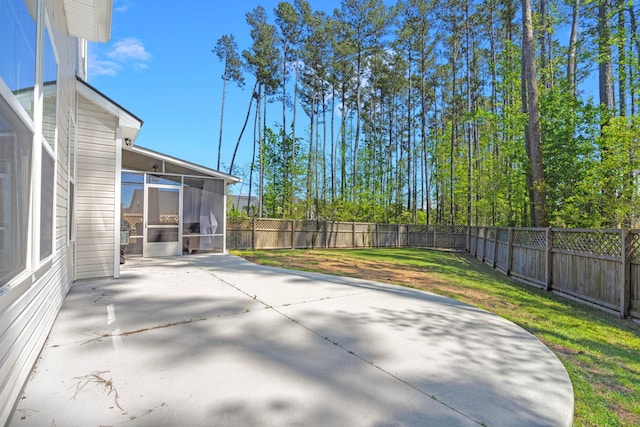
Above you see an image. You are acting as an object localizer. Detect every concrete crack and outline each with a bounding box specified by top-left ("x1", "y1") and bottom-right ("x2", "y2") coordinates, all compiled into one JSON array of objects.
[{"x1": 82, "y1": 318, "x2": 208, "y2": 345}]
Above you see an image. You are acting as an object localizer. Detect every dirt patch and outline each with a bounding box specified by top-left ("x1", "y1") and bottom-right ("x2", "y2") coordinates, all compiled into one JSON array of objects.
[{"x1": 241, "y1": 251, "x2": 516, "y2": 313}]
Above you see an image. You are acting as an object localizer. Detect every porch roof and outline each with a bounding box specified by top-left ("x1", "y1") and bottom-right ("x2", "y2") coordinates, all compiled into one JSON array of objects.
[{"x1": 123, "y1": 145, "x2": 241, "y2": 185}]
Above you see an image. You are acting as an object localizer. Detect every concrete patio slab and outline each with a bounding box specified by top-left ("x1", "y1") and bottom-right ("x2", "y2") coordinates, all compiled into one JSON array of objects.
[{"x1": 9, "y1": 254, "x2": 573, "y2": 426}]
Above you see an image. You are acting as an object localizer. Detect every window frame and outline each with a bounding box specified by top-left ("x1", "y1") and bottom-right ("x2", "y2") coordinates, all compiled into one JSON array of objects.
[
  {"x1": 0, "y1": 0, "x2": 62, "y2": 292},
  {"x1": 67, "y1": 111, "x2": 76, "y2": 244},
  {"x1": 37, "y1": 6, "x2": 58, "y2": 263}
]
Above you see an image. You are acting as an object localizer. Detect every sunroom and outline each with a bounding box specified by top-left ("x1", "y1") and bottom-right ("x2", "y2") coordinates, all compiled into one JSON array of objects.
[{"x1": 120, "y1": 145, "x2": 240, "y2": 259}]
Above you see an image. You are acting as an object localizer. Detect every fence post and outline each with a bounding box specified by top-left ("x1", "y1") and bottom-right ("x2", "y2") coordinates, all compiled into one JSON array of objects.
[
  {"x1": 493, "y1": 228, "x2": 499, "y2": 268},
  {"x1": 291, "y1": 219, "x2": 295, "y2": 249},
  {"x1": 376, "y1": 223, "x2": 380, "y2": 248},
  {"x1": 621, "y1": 229, "x2": 631, "y2": 318},
  {"x1": 507, "y1": 227, "x2": 514, "y2": 276},
  {"x1": 352, "y1": 222, "x2": 356, "y2": 248},
  {"x1": 433, "y1": 226, "x2": 437, "y2": 248},
  {"x1": 323, "y1": 220, "x2": 328, "y2": 249},
  {"x1": 252, "y1": 218, "x2": 257, "y2": 250},
  {"x1": 545, "y1": 228, "x2": 553, "y2": 291},
  {"x1": 471, "y1": 227, "x2": 477, "y2": 257},
  {"x1": 482, "y1": 227, "x2": 487, "y2": 263},
  {"x1": 405, "y1": 225, "x2": 409, "y2": 247}
]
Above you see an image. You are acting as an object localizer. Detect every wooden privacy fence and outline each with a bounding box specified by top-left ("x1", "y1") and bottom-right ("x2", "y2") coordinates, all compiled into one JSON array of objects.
[
  {"x1": 226, "y1": 219, "x2": 467, "y2": 251},
  {"x1": 469, "y1": 227, "x2": 640, "y2": 320}
]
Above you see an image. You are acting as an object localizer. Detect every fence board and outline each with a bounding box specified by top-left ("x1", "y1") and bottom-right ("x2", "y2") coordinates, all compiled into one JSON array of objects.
[
  {"x1": 631, "y1": 262, "x2": 640, "y2": 317},
  {"x1": 510, "y1": 246, "x2": 546, "y2": 286},
  {"x1": 495, "y1": 241, "x2": 509, "y2": 273},
  {"x1": 552, "y1": 252, "x2": 620, "y2": 310}
]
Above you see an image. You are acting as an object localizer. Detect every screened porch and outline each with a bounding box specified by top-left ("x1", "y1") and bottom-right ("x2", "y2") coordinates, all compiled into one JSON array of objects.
[{"x1": 120, "y1": 146, "x2": 239, "y2": 259}]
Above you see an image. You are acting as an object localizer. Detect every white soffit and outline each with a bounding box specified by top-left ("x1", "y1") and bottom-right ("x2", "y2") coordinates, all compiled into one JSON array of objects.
[{"x1": 63, "y1": 0, "x2": 113, "y2": 43}]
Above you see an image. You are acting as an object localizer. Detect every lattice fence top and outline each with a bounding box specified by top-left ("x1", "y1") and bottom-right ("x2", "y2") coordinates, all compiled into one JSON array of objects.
[
  {"x1": 628, "y1": 232, "x2": 640, "y2": 261},
  {"x1": 227, "y1": 219, "x2": 253, "y2": 229},
  {"x1": 513, "y1": 229, "x2": 547, "y2": 248},
  {"x1": 554, "y1": 230, "x2": 621, "y2": 257},
  {"x1": 256, "y1": 219, "x2": 291, "y2": 231}
]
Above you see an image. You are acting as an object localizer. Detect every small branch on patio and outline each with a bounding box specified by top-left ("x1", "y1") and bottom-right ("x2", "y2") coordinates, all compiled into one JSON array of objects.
[{"x1": 71, "y1": 371, "x2": 123, "y2": 411}]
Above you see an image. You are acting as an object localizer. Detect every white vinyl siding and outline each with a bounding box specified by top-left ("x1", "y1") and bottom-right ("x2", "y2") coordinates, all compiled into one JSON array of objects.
[
  {"x1": 0, "y1": 0, "x2": 76, "y2": 424},
  {"x1": 75, "y1": 96, "x2": 117, "y2": 279}
]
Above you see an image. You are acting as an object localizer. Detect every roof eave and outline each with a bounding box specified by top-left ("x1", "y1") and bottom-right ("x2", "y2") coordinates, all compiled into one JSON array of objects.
[
  {"x1": 127, "y1": 145, "x2": 242, "y2": 184},
  {"x1": 76, "y1": 77, "x2": 143, "y2": 142},
  {"x1": 64, "y1": 0, "x2": 113, "y2": 43}
]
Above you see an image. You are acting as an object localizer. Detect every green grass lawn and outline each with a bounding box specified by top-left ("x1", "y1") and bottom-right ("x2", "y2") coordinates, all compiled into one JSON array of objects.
[{"x1": 233, "y1": 247, "x2": 640, "y2": 426}]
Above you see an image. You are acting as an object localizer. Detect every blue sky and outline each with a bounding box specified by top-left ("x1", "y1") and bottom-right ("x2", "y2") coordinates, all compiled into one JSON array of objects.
[{"x1": 88, "y1": 0, "x2": 344, "y2": 189}]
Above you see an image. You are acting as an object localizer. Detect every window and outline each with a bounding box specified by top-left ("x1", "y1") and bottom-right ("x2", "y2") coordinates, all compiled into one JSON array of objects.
[
  {"x1": 40, "y1": 148, "x2": 54, "y2": 259},
  {"x1": 39, "y1": 19, "x2": 57, "y2": 260},
  {"x1": 42, "y1": 22, "x2": 57, "y2": 148},
  {"x1": 0, "y1": 0, "x2": 37, "y2": 119},
  {"x1": 68, "y1": 114, "x2": 76, "y2": 242},
  {"x1": 0, "y1": 0, "x2": 37, "y2": 287},
  {"x1": 0, "y1": 0, "x2": 60, "y2": 285},
  {"x1": 0, "y1": 95, "x2": 33, "y2": 287}
]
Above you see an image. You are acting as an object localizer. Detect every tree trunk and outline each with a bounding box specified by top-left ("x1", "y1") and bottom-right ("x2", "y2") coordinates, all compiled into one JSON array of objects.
[
  {"x1": 258, "y1": 85, "x2": 264, "y2": 218},
  {"x1": 247, "y1": 91, "x2": 259, "y2": 216},
  {"x1": 217, "y1": 77, "x2": 226, "y2": 171},
  {"x1": 522, "y1": 0, "x2": 547, "y2": 226},
  {"x1": 229, "y1": 82, "x2": 258, "y2": 174},
  {"x1": 407, "y1": 54, "x2": 413, "y2": 213},
  {"x1": 567, "y1": 0, "x2": 580, "y2": 95},
  {"x1": 307, "y1": 91, "x2": 315, "y2": 219},
  {"x1": 353, "y1": 48, "x2": 362, "y2": 202},
  {"x1": 465, "y1": 0, "x2": 472, "y2": 228},
  {"x1": 599, "y1": 0, "x2": 615, "y2": 114},
  {"x1": 450, "y1": 44, "x2": 457, "y2": 227},
  {"x1": 340, "y1": 84, "x2": 347, "y2": 197},
  {"x1": 331, "y1": 85, "x2": 336, "y2": 201},
  {"x1": 281, "y1": 46, "x2": 288, "y2": 213},
  {"x1": 617, "y1": 0, "x2": 627, "y2": 116},
  {"x1": 291, "y1": 61, "x2": 298, "y2": 217}
]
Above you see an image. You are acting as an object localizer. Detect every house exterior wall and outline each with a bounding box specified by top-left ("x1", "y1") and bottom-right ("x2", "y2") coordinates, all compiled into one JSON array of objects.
[
  {"x1": 0, "y1": 0, "x2": 79, "y2": 423},
  {"x1": 75, "y1": 95, "x2": 118, "y2": 279}
]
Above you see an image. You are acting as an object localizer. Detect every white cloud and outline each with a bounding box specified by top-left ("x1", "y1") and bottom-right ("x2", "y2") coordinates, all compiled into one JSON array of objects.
[
  {"x1": 114, "y1": 0, "x2": 132, "y2": 13},
  {"x1": 133, "y1": 63, "x2": 149, "y2": 72},
  {"x1": 89, "y1": 61, "x2": 122, "y2": 76},
  {"x1": 89, "y1": 38, "x2": 151, "y2": 77},
  {"x1": 107, "y1": 38, "x2": 151, "y2": 62},
  {"x1": 87, "y1": 50, "x2": 122, "y2": 76}
]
